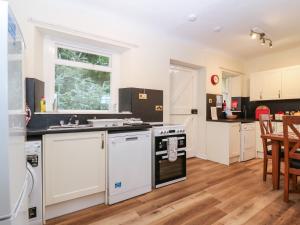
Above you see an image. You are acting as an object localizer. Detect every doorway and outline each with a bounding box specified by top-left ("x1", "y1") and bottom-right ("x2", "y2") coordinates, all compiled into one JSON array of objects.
[{"x1": 169, "y1": 64, "x2": 203, "y2": 158}]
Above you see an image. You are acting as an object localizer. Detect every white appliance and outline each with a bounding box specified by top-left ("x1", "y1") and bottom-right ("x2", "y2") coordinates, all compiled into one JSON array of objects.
[
  {"x1": 240, "y1": 123, "x2": 256, "y2": 161},
  {"x1": 25, "y1": 141, "x2": 43, "y2": 225},
  {"x1": 107, "y1": 130, "x2": 152, "y2": 205},
  {"x1": 0, "y1": 1, "x2": 29, "y2": 225}
]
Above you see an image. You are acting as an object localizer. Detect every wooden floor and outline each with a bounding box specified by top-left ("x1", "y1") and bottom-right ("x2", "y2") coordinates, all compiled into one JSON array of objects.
[{"x1": 47, "y1": 158, "x2": 300, "y2": 225}]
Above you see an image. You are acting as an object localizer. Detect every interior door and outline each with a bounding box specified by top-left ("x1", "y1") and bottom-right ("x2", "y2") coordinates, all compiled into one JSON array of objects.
[{"x1": 169, "y1": 65, "x2": 199, "y2": 158}]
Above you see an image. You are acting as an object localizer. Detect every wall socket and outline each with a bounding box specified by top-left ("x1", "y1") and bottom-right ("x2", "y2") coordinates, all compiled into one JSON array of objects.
[{"x1": 139, "y1": 93, "x2": 148, "y2": 100}]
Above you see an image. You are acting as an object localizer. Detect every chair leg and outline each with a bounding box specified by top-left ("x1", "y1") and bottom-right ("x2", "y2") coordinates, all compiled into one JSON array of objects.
[
  {"x1": 292, "y1": 174, "x2": 297, "y2": 191},
  {"x1": 263, "y1": 158, "x2": 268, "y2": 181},
  {"x1": 284, "y1": 171, "x2": 290, "y2": 202}
]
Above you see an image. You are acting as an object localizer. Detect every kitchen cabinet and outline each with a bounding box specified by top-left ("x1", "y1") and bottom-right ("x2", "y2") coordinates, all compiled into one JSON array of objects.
[
  {"x1": 43, "y1": 131, "x2": 106, "y2": 206},
  {"x1": 281, "y1": 66, "x2": 300, "y2": 99},
  {"x1": 250, "y1": 70, "x2": 282, "y2": 101},
  {"x1": 206, "y1": 122, "x2": 240, "y2": 165},
  {"x1": 229, "y1": 75, "x2": 242, "y2": 97},
  {"x1": 250, "y1": 65, "x2": 300, "y2": 101}
]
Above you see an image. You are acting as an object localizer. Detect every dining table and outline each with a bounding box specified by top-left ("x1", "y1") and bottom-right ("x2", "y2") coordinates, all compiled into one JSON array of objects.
[{"x1": 261, "y1": 132, "x2": 298, "y2": 190}]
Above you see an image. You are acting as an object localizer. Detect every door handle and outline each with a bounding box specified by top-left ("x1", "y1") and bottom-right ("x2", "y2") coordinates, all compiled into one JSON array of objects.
[
  {"x1": 191, "y1": 109, "x2": 198, "y2": 114},
  {"x1": 126, "y1": 137, "x2": 138, "y2": 141},
  {"x1": 101, "y1": 134, "x2": 105, "y2": 149}
]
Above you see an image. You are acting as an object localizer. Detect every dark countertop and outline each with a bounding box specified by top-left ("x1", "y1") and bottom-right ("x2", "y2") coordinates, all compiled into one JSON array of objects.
[
  {"x1": 206, "y1": 118, "x2": 255, "y2": 123},
  {"x1": 27, "y1": 124, "x2": 152, "y2": 137}
]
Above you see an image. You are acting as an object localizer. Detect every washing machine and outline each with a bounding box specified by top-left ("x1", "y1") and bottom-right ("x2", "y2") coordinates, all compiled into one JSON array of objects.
[{"x1": 25, "y1": 140, "x2": 43, "y2": 225}]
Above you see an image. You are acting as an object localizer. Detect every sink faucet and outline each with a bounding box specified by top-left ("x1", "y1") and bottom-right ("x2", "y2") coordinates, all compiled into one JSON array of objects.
[{"x1": 68, "y1": 115, "x2": 78, "y2": 125}]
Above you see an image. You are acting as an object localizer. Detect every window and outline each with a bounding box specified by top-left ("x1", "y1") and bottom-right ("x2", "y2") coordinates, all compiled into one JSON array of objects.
[
  {"x1": 44, "y1": 38, "x2": 120, "y2": 113},
  {"x1": 55, "y1": 46, "x2": 111, "y2": 110}
]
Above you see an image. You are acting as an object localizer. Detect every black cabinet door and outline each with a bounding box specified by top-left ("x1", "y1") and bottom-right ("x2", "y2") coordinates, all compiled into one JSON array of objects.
[{"x1": 119, "y1": 88, "x2": 163, "y2": 122}]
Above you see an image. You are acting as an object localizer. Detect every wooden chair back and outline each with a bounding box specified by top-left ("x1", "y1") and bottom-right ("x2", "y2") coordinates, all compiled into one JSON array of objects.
[
  {"x1": 283, "y1": 116, "x2": 300, "y2": 163},
  {"x1": 259, "y1": 114, "x2": 274, "y2": 135},
  {"x1": 259, "y1": 114, "x2": 274, "y2": 158}
]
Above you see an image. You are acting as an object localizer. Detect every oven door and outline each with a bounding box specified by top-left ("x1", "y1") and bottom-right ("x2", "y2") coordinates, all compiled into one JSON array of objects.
[{"x1": 155, "y1": 150, "x2": 186, "y2": 187}]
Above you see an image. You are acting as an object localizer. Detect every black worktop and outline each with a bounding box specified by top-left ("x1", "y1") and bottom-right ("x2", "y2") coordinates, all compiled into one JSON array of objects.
[
  {"x1": 206, "y1": 118, "x2": 255, "y2": 123},
  {"x1": 27, "y1": 124, "x2": 152, "y2": 137}
]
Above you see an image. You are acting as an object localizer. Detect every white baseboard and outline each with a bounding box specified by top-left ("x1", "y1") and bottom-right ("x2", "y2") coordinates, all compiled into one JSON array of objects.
[
  {"x1": 194, "y1": 152, "x2": 207, "y2": 160},
  {"x1": 257, "y1": 151, "x2": 263, "y2": 159},
  {"x1": 45, "y1": 192, "x2": 105, "y2": 221}
]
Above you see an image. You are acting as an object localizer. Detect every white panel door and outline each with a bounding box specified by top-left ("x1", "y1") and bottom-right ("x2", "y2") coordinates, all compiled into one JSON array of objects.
[
  {"x1": 282, "y1": 66, "x2": 300, "y2": 99},
  {"x1": 43, "y1": 131, "x2": 106, "y2": 206},
  {"x1": 169, "y1": 65, "x2": 199, "y2": 158}
]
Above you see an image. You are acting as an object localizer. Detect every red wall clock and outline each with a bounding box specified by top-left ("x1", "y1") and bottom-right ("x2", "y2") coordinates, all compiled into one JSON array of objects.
[{"x1": 211, "y1": 74, "x2": 219, "y2": 85}]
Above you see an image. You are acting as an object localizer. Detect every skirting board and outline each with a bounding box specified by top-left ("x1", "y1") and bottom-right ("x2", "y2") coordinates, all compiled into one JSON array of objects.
[
  {"x1": 195, "y1": 152, "x2": 207, "y2": 160},
  {"x1": 45, "y1": 192, "x2": 105, "y2": 221}
]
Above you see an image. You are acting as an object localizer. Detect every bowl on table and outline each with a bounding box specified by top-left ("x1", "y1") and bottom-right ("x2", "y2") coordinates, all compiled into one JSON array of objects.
[{"x1": 226, "y1": 114, "x2": 238, "y2": 120}]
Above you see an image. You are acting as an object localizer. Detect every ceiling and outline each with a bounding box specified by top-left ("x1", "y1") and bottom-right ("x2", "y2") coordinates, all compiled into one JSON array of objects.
[{"x1": 64, "y1": 0, "x2": 300, "y2": 59}]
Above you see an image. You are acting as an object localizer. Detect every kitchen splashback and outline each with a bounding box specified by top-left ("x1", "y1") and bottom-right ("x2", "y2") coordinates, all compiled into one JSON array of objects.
[
  {"x1": 248, "y1": 98, "x2": 300, "y2": 115},
  {"x1": 27, "y1": 113, "x2": 132, "y2": 129}
]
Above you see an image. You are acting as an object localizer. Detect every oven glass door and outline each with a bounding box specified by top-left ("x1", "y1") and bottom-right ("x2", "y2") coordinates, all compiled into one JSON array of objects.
[{"x1": 155, "y1": 151, "x2": 186, "y2": 186}]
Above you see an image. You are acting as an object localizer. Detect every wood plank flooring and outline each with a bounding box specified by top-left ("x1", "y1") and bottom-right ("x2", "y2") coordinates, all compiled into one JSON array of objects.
[{"x1": 47, "y1": 158, "x2": 300, "y2": 225}]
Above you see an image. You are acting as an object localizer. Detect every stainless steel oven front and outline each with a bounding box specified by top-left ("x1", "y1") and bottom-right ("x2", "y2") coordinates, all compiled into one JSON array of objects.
[{"x1": 152, "y1": 125, "x2": 186, "y2": 188}]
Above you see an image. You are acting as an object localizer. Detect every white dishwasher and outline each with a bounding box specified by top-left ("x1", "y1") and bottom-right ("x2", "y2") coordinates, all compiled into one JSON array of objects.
[
  {"x1": 107, "y1": 130, "x2": 152, "y2": 205},
  {"x1": 240, "y1": 123, "x2": 256, "y2": 161}
]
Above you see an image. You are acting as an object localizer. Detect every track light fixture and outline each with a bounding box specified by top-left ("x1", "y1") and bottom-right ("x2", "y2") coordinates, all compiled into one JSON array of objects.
[{"x1": 250, "y1": 29, "x2": 273, "y2": 48}]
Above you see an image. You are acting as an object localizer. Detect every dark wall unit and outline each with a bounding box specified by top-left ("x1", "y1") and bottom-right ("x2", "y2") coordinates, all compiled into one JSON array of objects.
[
  {"x1": 119, "y1": 88, "x2": 163, "y2": 122},
  {"x1": 26, "y1": 78, "x2": 44, "y2": 113},
  {"x1": 206, "y1": 94, "x2": 223, "y2": 120}
]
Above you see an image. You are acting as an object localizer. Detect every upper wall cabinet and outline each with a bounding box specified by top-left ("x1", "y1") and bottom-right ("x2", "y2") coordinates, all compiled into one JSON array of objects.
[
  {"x1": 250, "y1": 65, "x2": 300, "y2": 101},
  {"x1": 281, "y1": 66, "x2": 300, "y2": 99},
  {"x1": 250, "y1": 70, "x2": 282, "y2": 101},
  {"x1": 229, "y1": 75, "x2": 242, "y2": 97}
]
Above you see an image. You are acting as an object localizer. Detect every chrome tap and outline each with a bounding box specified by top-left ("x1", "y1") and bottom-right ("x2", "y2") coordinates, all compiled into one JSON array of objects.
[{"x1": 68, "y1": 115, "x2": 78, "y2": 125}]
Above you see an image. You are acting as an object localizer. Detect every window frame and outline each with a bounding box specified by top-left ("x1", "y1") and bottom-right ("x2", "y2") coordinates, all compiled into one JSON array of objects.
[{"x1": 43, "y1": 36, "x2": 120, "y2": 113}]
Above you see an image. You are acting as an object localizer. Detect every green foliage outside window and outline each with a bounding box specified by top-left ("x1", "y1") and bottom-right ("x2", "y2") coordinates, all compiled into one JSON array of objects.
[
  {"x1": 55, "y1": 65, "x2": 110, "y2": 110},
  {"x1": 57, "y1": 47, "x2": 110, "y2": 66}
]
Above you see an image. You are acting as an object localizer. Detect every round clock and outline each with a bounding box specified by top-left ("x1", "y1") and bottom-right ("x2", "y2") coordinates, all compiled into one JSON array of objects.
[{"x1": 211, "y1": 75, "x2": 219, "y2": 85}]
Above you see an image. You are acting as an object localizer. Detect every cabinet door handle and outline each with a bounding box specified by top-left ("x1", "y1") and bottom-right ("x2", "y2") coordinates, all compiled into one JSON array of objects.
[
  {"x1": 278, "y1": 90, "x2": 281, "y2": 99},
  {"x1": 260, "y1": 91, "x2": 262, "y2": 100},
  {"x1": 101, "y1": 134, "x2": 105, "y2": 149}
]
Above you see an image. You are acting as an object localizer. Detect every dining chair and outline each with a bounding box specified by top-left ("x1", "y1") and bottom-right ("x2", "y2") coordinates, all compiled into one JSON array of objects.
[
  {"x1": 259, "y1": 114, "x2": 284, "y2": 181},
  {"x1": 283, "y1": 116, "x2": 300, "y2": 202}
]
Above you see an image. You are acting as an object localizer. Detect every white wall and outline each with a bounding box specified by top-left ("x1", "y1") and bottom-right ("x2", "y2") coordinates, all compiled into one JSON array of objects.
[
  {"x1": 244, "y1": 46, "x2": 300, "y2": 74},
  {"x1": 9, "y1": 0, "x2": 244, "y2": 157}
]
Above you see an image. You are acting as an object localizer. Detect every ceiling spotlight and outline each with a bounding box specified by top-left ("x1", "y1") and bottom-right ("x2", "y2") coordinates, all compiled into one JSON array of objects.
[
  {"x1": 249, "y1": 29, "x2": 273, "y2": 48},
  {"x1": 269, "y1": 41, "x2": 273, "y2": 48},
  {"x1": 250, "y1": 30, "x2": 257, "y2": 39}
]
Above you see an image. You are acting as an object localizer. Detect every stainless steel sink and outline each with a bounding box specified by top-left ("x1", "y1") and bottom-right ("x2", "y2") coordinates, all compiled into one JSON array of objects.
[{"x1": 47, "y1": 124, "x2": 92, "y2": 130}]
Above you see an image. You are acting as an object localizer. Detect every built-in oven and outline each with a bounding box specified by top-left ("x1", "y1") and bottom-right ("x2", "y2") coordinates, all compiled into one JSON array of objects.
[{"x1": 152, "y1": 125, "x2": 187, "y2": 188}]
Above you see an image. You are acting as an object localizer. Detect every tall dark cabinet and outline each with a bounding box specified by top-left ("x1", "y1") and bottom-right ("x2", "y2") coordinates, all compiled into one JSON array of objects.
[
  {"x1": 119, "y1": 88, "x2": 163, "y2": 122},
  {"x1": 26, "y1": 78, "x2": 44, "y2": 113}
]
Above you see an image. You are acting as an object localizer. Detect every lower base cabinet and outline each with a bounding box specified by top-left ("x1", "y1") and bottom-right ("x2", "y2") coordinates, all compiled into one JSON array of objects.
[
  {"x1": 43, "y1": 131, "x2": 106, "y2": 206},
  {"x1": 206, "y1": 122, "x2": 241, "y2": 165}
]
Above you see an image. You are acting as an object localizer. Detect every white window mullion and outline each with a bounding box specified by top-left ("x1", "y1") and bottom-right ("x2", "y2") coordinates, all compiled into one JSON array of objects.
[{"x1": 55, "y1": 59, "x2": 113, "y2": 73}]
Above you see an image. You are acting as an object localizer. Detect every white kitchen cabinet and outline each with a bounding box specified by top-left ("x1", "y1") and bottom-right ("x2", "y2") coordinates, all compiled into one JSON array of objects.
[
  {"x1": 250, "y1": 72, "x2": 264, "y2": 101},
  {"x1": 206, "y1": 122, "x2": 240, "y2": 165},
  {"x1": 43, "y1": 131, "x2": 106, "y2": 206},
  {"x1": 250, "y1": 70, "x2": 282, "y2": 101},
  {"x1": 229, "y1": 75, "x2": 242, "y2": 97},
  {"x1": 250, "y1": 65, "x2": 300, "y2": 101},
  {"x1": 281, "y1": 66, "x2": 300, "y2": 99},
  {"x1": 261, "y1": 70, "x2": 282, "y2": 100}
]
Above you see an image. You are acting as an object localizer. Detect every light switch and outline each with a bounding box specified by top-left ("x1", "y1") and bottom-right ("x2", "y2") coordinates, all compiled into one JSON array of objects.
[{"x1": 139, "y1": 93, "x2": 148, "y2": 100}]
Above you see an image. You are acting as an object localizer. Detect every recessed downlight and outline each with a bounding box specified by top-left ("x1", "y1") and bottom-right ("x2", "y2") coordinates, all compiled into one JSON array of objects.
[
  {"x1": 213, "y1": 26, "x2": 223, "y2": 32},
  {"x1": 187, "y1": 14, "x2": 197, "y2": 22}
]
